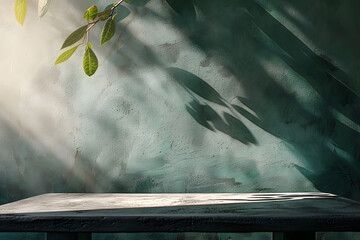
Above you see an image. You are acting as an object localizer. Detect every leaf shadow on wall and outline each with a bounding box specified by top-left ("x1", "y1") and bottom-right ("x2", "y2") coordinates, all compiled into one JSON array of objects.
[
  {"x1": 168, "y1": 67, "x2": 257, "y2": 145},
  {"x1": 65, "y1": 0, "x2": 360, "y2": 199},
  {"x1": 100, "y1": 16, "x2": 258, "y2": 147},
  {"x1": 164, "y1": 0, "x2": 360, "y2": 199}
]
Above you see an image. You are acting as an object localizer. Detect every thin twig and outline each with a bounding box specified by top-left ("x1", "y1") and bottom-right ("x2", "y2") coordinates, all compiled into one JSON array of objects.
[
  {"x1": 86, "y1": 20, "x2": 99, "y2": 32},
  {"x1": 112, "y1": 0, "x2": 125, "y2": 9},
  {"x1": 81, "y1": 0, "x2": 124, "y2": 47},
  {"x1": 86, "y1": 0, "x2": 124, "y2": 33}
]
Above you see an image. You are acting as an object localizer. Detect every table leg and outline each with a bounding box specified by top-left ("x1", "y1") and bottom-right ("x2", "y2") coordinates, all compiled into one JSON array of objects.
[
  {"x1": 46, "y1": 232, "x2": 92, "y2": 240},
  {"x1": 273, "y1": 232, "x2": 316, "y2": 240}
]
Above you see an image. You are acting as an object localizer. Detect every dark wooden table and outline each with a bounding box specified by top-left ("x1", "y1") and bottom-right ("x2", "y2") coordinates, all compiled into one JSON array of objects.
[{"x1": 0, "y1": 193, "x2": 360, "y2": 240}]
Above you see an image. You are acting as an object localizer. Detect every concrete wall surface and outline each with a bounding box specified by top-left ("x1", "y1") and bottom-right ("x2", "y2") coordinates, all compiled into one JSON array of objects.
[{"x1": 0, "y1": 0, "x2": 359, "y2": 239}]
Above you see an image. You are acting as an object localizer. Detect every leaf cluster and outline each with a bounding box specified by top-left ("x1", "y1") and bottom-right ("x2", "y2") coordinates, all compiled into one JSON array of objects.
[
  {"x1": 14, "y1": 0, "x2": 131, "y2": 77},
  {"x1": 55, "y1": 0, "x2": 131, "y2": 76}
]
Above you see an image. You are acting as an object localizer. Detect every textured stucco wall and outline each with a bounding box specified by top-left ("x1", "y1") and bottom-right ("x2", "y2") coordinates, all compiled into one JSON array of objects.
[{"x1": 0, "y1": 0, "x2": 359, "y2": 239}]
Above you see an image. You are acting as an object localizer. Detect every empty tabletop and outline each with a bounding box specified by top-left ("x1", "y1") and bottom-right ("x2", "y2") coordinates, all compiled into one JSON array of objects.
[{"x1": 0, "y1": 193, "x2": 360, "y2": 232}]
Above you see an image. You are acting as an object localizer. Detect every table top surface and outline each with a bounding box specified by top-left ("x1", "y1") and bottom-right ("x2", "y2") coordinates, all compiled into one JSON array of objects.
[{"x1": 0, "y1": 192, "x2": 360, "y2": 232}]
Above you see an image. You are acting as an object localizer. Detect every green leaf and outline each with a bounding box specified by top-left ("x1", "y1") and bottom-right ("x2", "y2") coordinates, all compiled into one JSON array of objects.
[
  {"x1": 112, "y1": 5, "x2": 131, "y2": 22},
  {"x1": 84, "y1": 5, "x2": 98, "y2": 21},
  {"x1": 83, "y1": 43, "x2": 98, "y2": 76},
  {"x1": 54, "y1": 45, "x2": 79, "y2": 65},
  {"x1": 98, "y1": 9, "x2": 112, "y2": 21},
  {"x1": 61, "y1": 25, "x2": 88, "y2": 49},
  {"x1": 125, "y1": 0, "x2": 132, "y2": 3},
  {"x1": 100, "y1": 17, "x2": 116, "y2": 45},
  {"x1": 15, "y1": 0, "x2": 27, "y2": 26}
]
